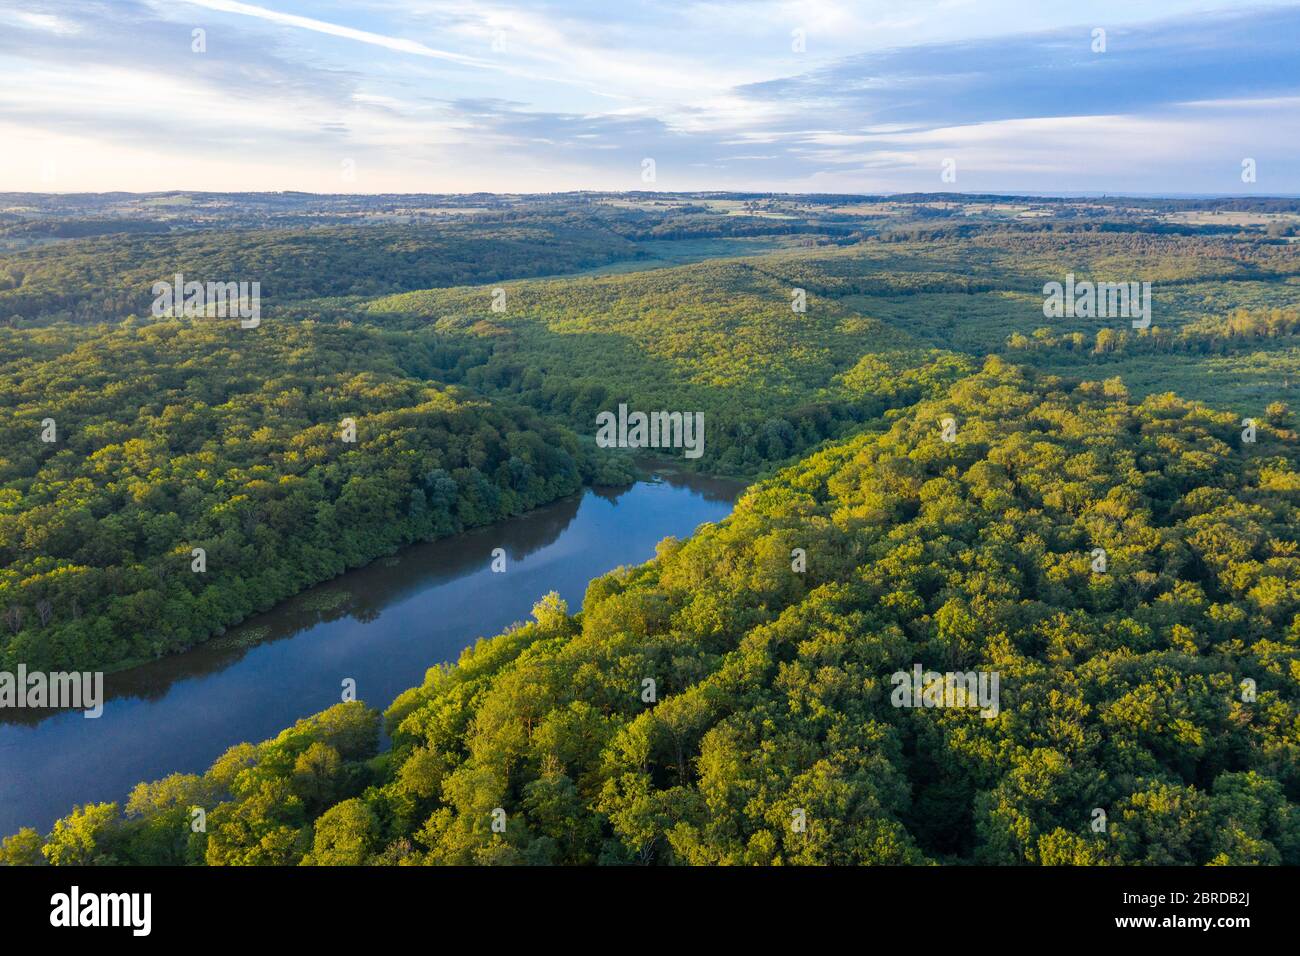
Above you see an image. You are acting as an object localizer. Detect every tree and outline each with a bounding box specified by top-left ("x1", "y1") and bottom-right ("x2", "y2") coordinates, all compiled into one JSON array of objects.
[
  {"x1": 0, "y1": 828, "x2": 44, "y2": 866},
  {"x1": 302, "y1": 799, "x2": 379, "y2": 866},
  {"x1": 42, "y1": 803, "x2": 121, "y2": 866}
]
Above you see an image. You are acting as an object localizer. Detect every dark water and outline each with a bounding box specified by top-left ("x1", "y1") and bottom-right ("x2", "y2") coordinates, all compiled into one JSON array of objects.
[{"x1": 0, "y1": 472, "x2": 743, "y2": 836}]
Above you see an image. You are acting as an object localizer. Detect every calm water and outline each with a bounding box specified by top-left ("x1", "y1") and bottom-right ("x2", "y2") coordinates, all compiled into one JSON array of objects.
[{"x1": 0, "y1": 472, "x2": 743, "y2": 836}]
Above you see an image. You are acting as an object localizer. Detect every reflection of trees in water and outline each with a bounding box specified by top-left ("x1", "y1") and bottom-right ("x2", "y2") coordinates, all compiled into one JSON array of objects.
[
  {"x1": 0, "y1": 704, "x2": 78, "y2": 728},
  {"x1": 10, "y1": 475, "x2": 745, "y2": 725},
  {"x1": 2, "y1": 648, "x2": 262, "y2": 724},
  {"x1": 588, "y1": 483, "x2": 632, "y2": 505},
  {"x1": 668, "y1": 472, "x2": 750, "y2": 503},
  {"x1": 592, "y1": 469, "x2": 746, "y2": 506},
  {"x1": 638, "y1": 461, "x2": 750, "y2": 504},
  {"x1": 69, "y1": 493, "x2": 588, "y2": 714},
  {"x1": 351, "y1": 605, "x2": 383, "y2": 625}
]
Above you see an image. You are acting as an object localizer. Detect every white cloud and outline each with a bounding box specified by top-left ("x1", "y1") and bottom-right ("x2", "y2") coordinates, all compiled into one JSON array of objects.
[
  {"x1": 0, "y1": 0, "x2": 1295, "y2": 191},
  {"x1": 179, "y1": 0, "x2": 490, "y2": 66},
  {"x1": 0, "y1": 9, "x2": 81, "y2": 34}
]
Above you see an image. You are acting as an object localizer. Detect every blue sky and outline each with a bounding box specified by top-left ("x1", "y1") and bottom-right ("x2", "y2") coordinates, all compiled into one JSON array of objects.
[{"x1": 1, "y1": 0, "x2": 1297, "y2": 193}]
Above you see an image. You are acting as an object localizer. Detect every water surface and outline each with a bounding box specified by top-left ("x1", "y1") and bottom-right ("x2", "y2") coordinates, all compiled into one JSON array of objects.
[{"x1": 0, "y1": 472, "x2": 743, "y2": 835}]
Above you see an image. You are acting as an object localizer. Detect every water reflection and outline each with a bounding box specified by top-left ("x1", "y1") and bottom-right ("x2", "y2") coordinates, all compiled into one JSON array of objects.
[
  {"x1": 110, "y1": 493, "x2": 586, "y2": 709},
  {"x1": 0, "y1": 470, "x2": 743, "y2": 835}
]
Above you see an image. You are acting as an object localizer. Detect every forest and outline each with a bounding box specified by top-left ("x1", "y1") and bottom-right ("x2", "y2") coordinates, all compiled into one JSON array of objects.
[
  {"x1": 0, "y1": 319, "x2": 610, "y2": 672},
  {"x1": 0, "y1": 218, "x2": 646, "y2": 324},
  {"x1": 6, "y1": 361, "x2": 1297, "y2": 865},
  {"x1": 1, "y1": 192, "x2": 1298, "y2": 865}
]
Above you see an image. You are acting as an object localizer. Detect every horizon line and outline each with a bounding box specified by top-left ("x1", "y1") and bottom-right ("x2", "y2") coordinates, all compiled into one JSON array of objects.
[{"x1": 4, "y1": 189, "x2": 1300, "y2": 201}]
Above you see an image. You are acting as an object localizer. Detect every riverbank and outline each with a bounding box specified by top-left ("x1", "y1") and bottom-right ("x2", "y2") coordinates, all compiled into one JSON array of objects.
[{"x1": 0, "y1": 471, "x2": 745, "y2": 835}]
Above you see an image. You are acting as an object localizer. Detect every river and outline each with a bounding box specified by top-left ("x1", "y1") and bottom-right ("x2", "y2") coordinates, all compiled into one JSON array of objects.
[{"x1": 0, "y1": 471, "x2": 744, "y2": 836}]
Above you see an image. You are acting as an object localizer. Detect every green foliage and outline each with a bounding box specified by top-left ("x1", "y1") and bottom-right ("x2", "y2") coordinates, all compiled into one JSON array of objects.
[
  {"x1": 366, "y1": 260, "x2": 971, "y2": 475},
  {"x1": 41, "y1": 802, "x2": 121, "y2": 866},
  {"x1": 0, "y1": 321, "x2": 587, "y2": 671},
  {"x1": 0, "y1": 220, "x2": 645, "y2": 324},
  {"x1": 23, "y1": 364, "x2": 1296, "y2": 865},
  {"x1": 302, "y1": 799, "x2": 381, "y2": 866},
  {"x1": 0, "y1": 827, "x2": 44, "y2": 866},
  {"x1": 7, "y1": 197, "x2": 1300, "y2": 866}
]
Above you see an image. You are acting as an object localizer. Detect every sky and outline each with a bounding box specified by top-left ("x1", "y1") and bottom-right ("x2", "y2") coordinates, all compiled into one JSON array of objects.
[{"x1": 0, "y1": 0, "x2": 1297, "y2": 194}]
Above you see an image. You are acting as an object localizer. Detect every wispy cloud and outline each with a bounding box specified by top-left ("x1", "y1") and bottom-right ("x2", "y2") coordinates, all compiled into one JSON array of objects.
[
  {"x1": 182, "y1": 0, "x2": 493, "y2": 67},
  {"x1": 0, "y1": 0, "x2": 1297, "y2": 192}
]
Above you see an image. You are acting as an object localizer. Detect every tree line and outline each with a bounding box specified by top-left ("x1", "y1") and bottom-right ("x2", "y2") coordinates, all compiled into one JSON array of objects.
[{"x1": 8, "y1": 361, "x2": 1295, "y2": 865}]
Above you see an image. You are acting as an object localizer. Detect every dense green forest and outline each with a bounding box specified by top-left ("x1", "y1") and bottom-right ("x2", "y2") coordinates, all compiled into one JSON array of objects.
[
  {"x1": 0, "y1": 319, "x2": 607, "y2": 672},
  {"x1": 367, "y1": 260, "x2": 975, "y2": 473},
  {"x1": 367, "y1": 228, "x2": 1300, "y2": 421},
  {"x1": 3, "y1": 193, "x2": 1298, "y2": 866},
  {"x1": 7, "y1": 362, "x2": 1297, "y2": 865},
  {"x1": 3, "y1": 208, "x2": 1299, "y2": 675},
  {"x1": 0, "y1": 219, "x2": 645, "y2": 323}
]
